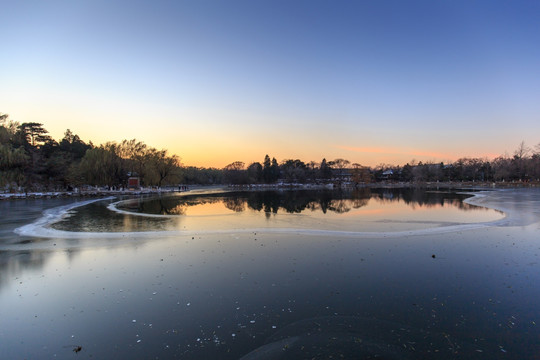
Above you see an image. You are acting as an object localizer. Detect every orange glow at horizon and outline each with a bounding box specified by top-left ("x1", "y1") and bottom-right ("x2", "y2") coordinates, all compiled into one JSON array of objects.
[
  {"x1": 0, "y1": 107, "x2": 516, "y2": 170},
  {"x1": 337, "y1": 145, "x2": 502, "y2": 166},
  {"x1": 161, "y1": 143, "x2": 505, "y2": 169}
]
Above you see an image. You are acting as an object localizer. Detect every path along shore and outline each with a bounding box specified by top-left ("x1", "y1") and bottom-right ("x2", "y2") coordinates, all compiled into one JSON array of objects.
[
  {"x1": 0, "y1": 187, "x2": 183, "y2": 200},
  {"x1": 1, "y1": 181, "x2": 538, "y2": 201}
]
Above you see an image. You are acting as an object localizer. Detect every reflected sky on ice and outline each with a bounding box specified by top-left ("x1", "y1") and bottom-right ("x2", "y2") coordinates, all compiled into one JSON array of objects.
[{"x1": 14, "y1": 188, "x2": 504, "y2": 240}]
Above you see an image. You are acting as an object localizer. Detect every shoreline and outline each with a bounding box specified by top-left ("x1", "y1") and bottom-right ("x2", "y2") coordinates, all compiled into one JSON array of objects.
[
  {"x1": 1, "y1": 181, "x2": 537, "y2": 200},
  {"x1": 11, "y1": 186, "x2": 505, "y2": 243},
  {"x1": 0, "y1": 187, "x2": 183, "y2": 200}
]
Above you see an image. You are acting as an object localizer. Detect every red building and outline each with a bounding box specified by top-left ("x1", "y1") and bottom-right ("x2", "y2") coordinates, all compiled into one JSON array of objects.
[{"x1": 128, "y1": 177, "x2": 140, "y2": 189}]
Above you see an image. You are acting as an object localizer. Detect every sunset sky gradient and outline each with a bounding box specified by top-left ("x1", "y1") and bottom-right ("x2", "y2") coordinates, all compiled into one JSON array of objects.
[{"x1": 1, "y1": 0, "x2": 539, "y2": 168}]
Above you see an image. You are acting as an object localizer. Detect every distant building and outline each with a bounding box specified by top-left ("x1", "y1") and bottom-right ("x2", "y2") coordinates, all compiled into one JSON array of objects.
[
  {"x1": 378, "y1": 169, "x2": 394, "y2": 181},
  {"x1": 331, "y1": 169, "x2": 352, "y2": 182},
  {"x1": 128, "y1": 177, "x2": 140, "y2": 189}
]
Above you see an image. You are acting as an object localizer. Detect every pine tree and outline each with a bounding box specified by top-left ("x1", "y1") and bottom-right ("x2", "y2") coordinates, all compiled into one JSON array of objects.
[{"x1": 263, "y1": 154, "x2": 272, "y2": 183}]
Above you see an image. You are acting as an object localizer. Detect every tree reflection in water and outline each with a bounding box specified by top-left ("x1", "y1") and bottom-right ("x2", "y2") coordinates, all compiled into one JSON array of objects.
[
  {"x1": 123, "y1": 188, "x2": 484, "y2": 216},
  {"x1": 223, "y1": 197, "x2": 246, "y2": 212}
]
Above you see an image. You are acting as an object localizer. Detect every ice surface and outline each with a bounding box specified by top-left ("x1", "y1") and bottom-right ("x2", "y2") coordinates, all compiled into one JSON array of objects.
[
  {"x1": 12, "y1": 189, "x2": 540, "y2": 241},
  {"x1": 239, "y1": 316, "x2": 495, "y2": 359}
]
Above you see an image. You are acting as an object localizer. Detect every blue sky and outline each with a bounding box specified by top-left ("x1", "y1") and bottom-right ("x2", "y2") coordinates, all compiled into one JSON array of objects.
[{"x1": 1, "y1": 0, "x2": 539, "y2": 167}]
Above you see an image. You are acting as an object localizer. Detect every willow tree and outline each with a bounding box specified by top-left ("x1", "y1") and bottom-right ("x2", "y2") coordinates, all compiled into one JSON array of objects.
[
  {"x1": 118, "y1": 139, "x2": 148, "y2": 182},
  {"x1": 0, "y1": 144, "x2": 28, "y2": 187},
  {"x1": 0, "y1": 114, "x2": 28, "y2": 188},
  {"x1": 144, "y1": 149, "x2": 181, "y2": 187},
  {"x1": 77, "y1": 144, "x2": 124, "y2": 187}
]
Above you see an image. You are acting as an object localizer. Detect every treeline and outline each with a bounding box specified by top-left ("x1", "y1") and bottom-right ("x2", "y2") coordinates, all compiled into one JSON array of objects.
[
  {"x1": 1, "y1": 113, "x2": 539, "y2": 192},
  {"x1": 1, "y1": 114, "x2": 180, "y2": 191},
  {"x1": 371, "y1": 142, "x2": 540, "y2": 183},
  {"x1": 220, "y1": 157, "x2": 367, "y2": 185},
  {"x1": 217, "y1": 143, "x2": 540, "y2": 185}
]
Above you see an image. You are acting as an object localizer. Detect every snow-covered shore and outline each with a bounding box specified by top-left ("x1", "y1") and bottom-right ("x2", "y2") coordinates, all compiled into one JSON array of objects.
[
  {"x1": 0, "y1": 187, "x2": 182, "y2": 200},
  {"x1": 2, "y1": 181, "x2": 537, "y2": 200}
]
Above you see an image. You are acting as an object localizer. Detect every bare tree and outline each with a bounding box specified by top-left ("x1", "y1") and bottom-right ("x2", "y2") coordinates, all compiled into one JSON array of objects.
[
  {"x1": 0, "y1": 113, "x2": 19, "y2": 135},
  {"x1": 514, "y1": 141, "x2": 530, "y2": 160},
  {"x1": 328, "y1": 158, "x2": 350, "y2": 181},
  {"x1": 223, "y1": 161, "x2": 247, "y2": 184},
  {"x1": 351, "y1": 163, "x2": 371, "y2": 185},
  {"x1": 512, "y1": 141, "x2": 531, "y2": 180}
]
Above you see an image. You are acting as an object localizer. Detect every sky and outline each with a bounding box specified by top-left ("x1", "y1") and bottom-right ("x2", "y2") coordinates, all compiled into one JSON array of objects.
[{"x1": 1, "y1": 0, "x2": 539, "y2": 168}]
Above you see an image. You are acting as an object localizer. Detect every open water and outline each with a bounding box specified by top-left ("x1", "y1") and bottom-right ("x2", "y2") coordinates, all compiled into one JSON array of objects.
[{"x1": 1, "y1": 187, "x2": 539, "y2": 359}]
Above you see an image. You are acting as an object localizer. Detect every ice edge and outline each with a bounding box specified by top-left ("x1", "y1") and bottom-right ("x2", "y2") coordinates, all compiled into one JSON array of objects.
[{"x1": 12, "y1": 191, "x2": 509, "y2": 240}]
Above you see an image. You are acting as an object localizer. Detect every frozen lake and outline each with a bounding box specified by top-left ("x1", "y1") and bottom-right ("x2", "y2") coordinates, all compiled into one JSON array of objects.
[{"x1": 1, "y1": 187, "x2": 539, "y2": 359}]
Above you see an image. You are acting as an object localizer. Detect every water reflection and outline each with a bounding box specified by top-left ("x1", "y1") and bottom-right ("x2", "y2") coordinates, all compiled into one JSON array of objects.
[
  {"x1": 41, "y1": 189, "x2": 503, "y2": 235},
  {"x1": 120, "y1": 188, "x2": 495, "y2": 216},
  {"x1": 55, "y1": 200, "x2": 173, "y2": 232}
]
